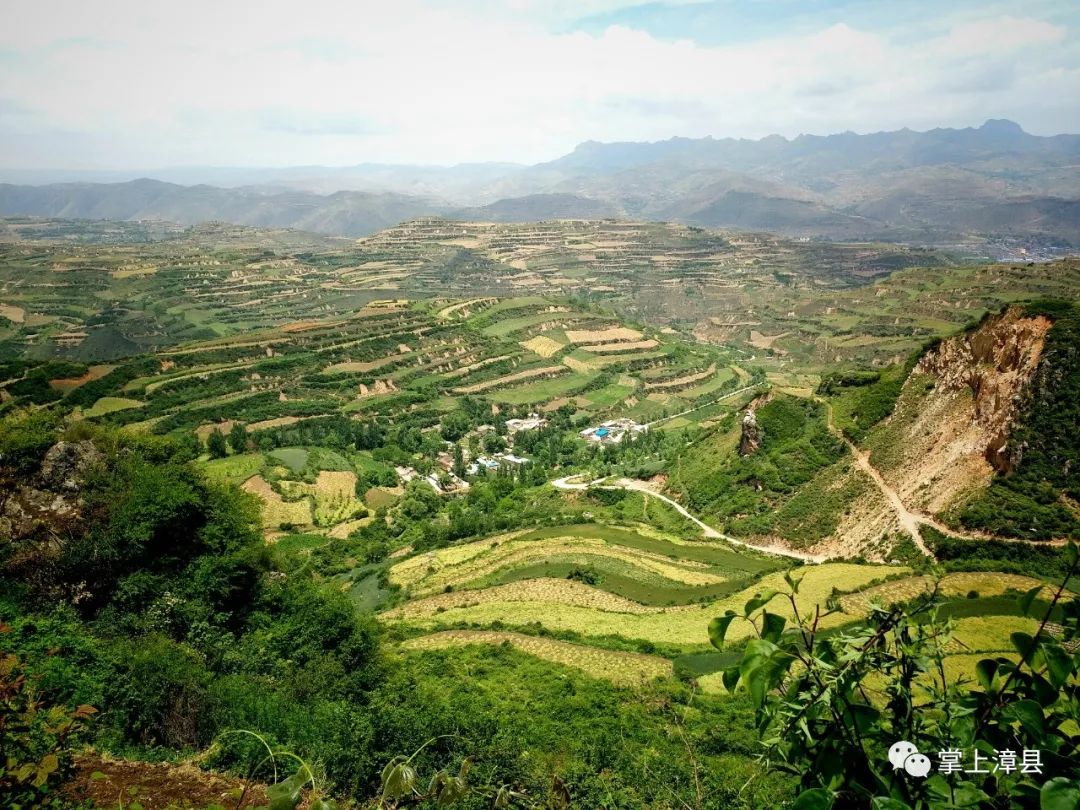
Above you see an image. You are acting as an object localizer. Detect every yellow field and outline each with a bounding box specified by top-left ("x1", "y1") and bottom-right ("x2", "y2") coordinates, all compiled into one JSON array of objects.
[
  {"x1": 579, "y1": 339, "x2": 658, "y2": 353},
  {"x1": 401, "y1": 630, "x2": 672, "y2": 686},
  {"x1": 247, "y1": 416, "x2": 302, "y2": 432},
  {"x1": 437, "y1": 298, "x2": 495, "y2": 319},
  {"x1": 195, "y1": 420, "x2": 239, "y2": 442},
  {"x1": 520, "y1": 335, "x2": 564, "y2": 358},
  {"x1": 278, "y1": 471, "x2": 364, "y2": 526},
  {"x1": 565, "y1": 327, "x2": 642, "y2": 344},
  {"x1": 323, "y1": 357, "x2": 397, "y2": 374},
  {"x1": 0, "y1": 303, "x2": 26, "y2": 323},
  {"x1": 49, "y1": 364, "x2": 115, "y2": 392},
  {"x1": 390, "y1": 534, "x2": 726, "y2": 596},
  {"x1": 383, "y1": 577, "x2": 656, "y2": 619},
  {"x1": 391, "y1": 564, "x2": 898, "y2": 647},
  {"x1": 840, "y1": 572, "x2": 1062, "y2": 614},
  {"x1": 645, "y1": 364, "x2": 716, "y2": 391},
  {"x1": 241, "y1": 475, "x2": 312, "y2": 530}
]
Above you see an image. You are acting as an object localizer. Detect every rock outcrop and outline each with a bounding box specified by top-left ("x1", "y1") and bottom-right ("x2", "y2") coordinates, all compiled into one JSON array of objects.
[
  {"x1": 739, "y1": 410, "x2": 762, "y2": 456},
  {"x1": 914, "y1": 307, "x2": 1051, "y2": 472},
  {"x1": 0, "y1": 440, "x2": 102, "y2": 544}
]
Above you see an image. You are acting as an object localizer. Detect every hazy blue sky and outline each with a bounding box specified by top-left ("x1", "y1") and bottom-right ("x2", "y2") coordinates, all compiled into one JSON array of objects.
[{"x1": 2, "y1": 0, "x2": 1078, "y2": 168}]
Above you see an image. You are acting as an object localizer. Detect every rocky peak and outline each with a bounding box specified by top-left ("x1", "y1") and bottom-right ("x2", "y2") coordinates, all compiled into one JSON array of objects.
[{"x1": 739, "y1": 409, "x2": 763, "y2": 456}]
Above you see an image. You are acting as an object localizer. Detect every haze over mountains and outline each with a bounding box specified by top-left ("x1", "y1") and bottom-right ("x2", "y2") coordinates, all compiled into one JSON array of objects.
[{"x1": 2, "y1": 120, "x2": 1078, "y2": 245}]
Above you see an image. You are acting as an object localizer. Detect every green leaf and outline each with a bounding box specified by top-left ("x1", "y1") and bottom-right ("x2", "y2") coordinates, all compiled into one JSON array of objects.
[
  {"x1": 1004, "y1": 698, "x2": 1045, "y2": 737},
  {"x1": 744, "y1": 588, "x2": 779, "y2": 617},
  {"x1": 791, "y1": 788, "x2": 834, "y2": 810},
  {"x1": 267, "y1": 770, "x2": 308, "y2": 810},
  {"x1": 708, "y1": 611, "x2": 737, "y2": 650},
  {"x1": 761, "y1": 611, "x2": 786, "y2": 643},
  {"x1": 1011, "y1": 631, "x2": 1037, "y2": 659},
  {"x1": 1065, "y1": 542, "x2": 1078, "y2": 568},
  {"x1": 740, "y1": 639, "x2": 795, "y2": 708},
  {"x1": 1041, "y1": 777, "x2": 1080, "y2": 810},
  {"x1": 1043, "y1": 644, "x2": 1074, "y2": 688},
  {"x1": 90, "y1": 771, "x2": 107, "y2": 782},
  {"x1": 1019, "y1": 585, "x2": 1044, "y2": 616},
  {"x1": 721, "y1": 666, "x2": 740, "y2": 693},
  {"x1": 975, "y1": 658, "x2": 998, "y2": 691},
  {"x1": 380, "y1": 760, "x2": 417, "y2": 802},
  {"x1": 783, "y1": 569, "x2": 803, "y2": 594},
  {"x1": 951, "y1": 784, "x2": 991, "y2": 808}
]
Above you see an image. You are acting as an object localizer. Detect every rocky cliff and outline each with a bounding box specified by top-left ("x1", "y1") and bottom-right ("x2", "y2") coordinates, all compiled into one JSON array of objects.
[{"x1": 868, "y1": 306, "x2": 1052, "y2": 517}]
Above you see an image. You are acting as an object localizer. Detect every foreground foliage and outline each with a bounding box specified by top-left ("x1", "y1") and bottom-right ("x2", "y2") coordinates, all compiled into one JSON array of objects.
[{"x1": 711, "y1": 548, "x2": 1080, "y2": 809}]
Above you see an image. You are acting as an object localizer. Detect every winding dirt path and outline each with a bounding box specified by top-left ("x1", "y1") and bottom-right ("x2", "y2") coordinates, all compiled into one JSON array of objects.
[
  {"x1": 819, "y1": 401, "x2": 1071, "y2": 554},
  {"x1": 552, "y1": 475, "x2": 826, "y2": 563}
]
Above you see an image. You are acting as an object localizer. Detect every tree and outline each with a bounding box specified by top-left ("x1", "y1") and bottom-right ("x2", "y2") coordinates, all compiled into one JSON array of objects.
[
  {"x1": 709, "y1": 546, "x2": 1080, "y2": 809},
  {"x1": 453, "y1": 444, "x2": 466, "y2": 478},
  {"x1": 207, "y1": 429, "x2": 228, "y2": 459},
  {"x1": 228, "y1": 422, "x2": 248, "y2": 454},
  {"x1": 440, "y1": 412, "x2": 471, "y2": 442}
]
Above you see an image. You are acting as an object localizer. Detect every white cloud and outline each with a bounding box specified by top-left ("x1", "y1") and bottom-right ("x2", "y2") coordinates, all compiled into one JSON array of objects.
[{"x1": 0, "y1": 1, "x2": 1077, "y2": 168}]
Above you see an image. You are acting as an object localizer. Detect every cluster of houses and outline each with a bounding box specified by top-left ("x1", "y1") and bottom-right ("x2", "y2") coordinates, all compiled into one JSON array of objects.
[
  {"x1": 394, "y1": 464, "x2": 469, "y2": 495},
  {"x1": 395, "y1": 412, "x2": 549, "y2": 494},
  {"x1": 579, "y1": 417, "x2": 648, "y2": 444},
  {"x1": 396, "y1": 411, "x2": 647, "y2": 495}
]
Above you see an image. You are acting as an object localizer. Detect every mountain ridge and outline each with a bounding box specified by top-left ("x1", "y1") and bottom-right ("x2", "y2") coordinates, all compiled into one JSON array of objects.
[{"x1": 1, "y1": 120, "x2": 1078, "y2": 244}]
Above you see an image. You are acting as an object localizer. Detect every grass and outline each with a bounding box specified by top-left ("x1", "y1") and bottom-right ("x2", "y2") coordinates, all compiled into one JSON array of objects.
[
  {"x1": 201, "y1": 452, "x2": 265, "y2": 485},
  {"x1": 268, "y1": 447, "x2": 309, "y2": 473},
  {"x1": 487, "y1": 371, "x2": 597, "y2": 405},
  {"x1": 83, "y1": 396, "x2": 144, "y2": 418}
]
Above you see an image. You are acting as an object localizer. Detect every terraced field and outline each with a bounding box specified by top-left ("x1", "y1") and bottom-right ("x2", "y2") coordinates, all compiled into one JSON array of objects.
[
  {"x1": 4, "y1": 216, "x2": 1076, "y2": 699},
  {"x1": 402, "y1": 630, "x2": 672, "y2": 686},
  {"x1": 386, "y1": 555, "x2": 897, "y2": 648}
]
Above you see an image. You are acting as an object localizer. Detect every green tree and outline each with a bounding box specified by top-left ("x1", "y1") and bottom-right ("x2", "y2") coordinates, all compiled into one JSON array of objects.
[
  {"x1": 207, "y1": 428, "x2": 228, "y2": 459},
  {"x1": 440, "y1": 411, "x2": 470, "y2": 442},
  {"x1": 228, "y1": 421, "x2": 248, "y2": 454}
]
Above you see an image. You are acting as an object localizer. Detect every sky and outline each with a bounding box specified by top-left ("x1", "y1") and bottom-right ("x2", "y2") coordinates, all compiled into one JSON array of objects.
[{"x1": 1, "y1": 0, "x2": 1078, "y2": 169}]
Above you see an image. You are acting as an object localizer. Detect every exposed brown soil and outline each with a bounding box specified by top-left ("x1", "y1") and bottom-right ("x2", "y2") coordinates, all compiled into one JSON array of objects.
[{"x1": 62, "y1": 752, "x2": 270, "y2": 810}]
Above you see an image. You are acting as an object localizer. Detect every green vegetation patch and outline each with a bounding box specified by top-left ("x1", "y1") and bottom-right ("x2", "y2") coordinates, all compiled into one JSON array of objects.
[{"x1": 268, "y1": 446, "x2": 310, "y2": 473}]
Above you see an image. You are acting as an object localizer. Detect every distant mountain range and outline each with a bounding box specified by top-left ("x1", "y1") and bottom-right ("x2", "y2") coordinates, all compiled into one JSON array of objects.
[{"x1": 2, "y1": 120, "x2": 1078, "y2": 244}]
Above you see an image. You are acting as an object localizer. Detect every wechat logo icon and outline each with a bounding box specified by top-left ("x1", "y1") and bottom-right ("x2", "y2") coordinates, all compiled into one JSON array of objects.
[{"x1": 888, "y1": 741, "x2": 931, "y2": 778}]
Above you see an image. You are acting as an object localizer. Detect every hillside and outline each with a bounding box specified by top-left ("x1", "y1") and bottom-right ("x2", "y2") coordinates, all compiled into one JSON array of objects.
[{"x1": 0, "y1": 179, "x2": 441, "y2": 237}]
